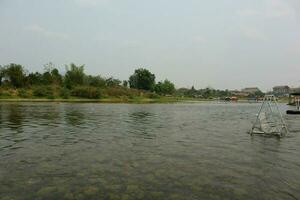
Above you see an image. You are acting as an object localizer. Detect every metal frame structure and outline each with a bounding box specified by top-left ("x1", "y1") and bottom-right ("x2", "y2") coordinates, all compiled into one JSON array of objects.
[
  {"x1": 250, "y1": 95, "x2": 288, "y2": 137},
  {"x1": 296, "y1": 98, "x2": 300, "y2": 111}
]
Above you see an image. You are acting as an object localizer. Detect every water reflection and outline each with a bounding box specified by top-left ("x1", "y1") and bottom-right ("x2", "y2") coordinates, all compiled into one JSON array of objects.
[
  {"x1": 129, "y1": 111, "x2": 154, "y2": 122},
  {"x1": 0, "y1": 104, "x2": 2, "y2": 126},
  {"x1": 7, "y1": 104, "x2": 23, "y2": 132},
  {"x1": 128, "y1": 111, "x2": 157, "y2": 139},
  {"x1": 64, "y1": 109, "x2": 85, "y2": 126}
]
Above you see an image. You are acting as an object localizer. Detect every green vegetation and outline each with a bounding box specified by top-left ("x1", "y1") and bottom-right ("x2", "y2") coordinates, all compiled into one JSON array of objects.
[
  {"x1": 129, "y1": 68, "x2": 155, "y2": 91},
  {"x1": 175, "y1": 87, "x2": 232, "y2": 99},
  {"x1": 0, "y1": 62, "x2": 235, "y2": 102},
  {"x1": 155, "y1": 80, "x2": 175, "y2": 95}
]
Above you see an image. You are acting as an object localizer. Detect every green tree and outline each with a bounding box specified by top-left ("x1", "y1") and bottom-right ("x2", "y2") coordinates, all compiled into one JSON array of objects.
[
  {"x1": 184, "y1": 86, "x2": 199, "y2": 97},
  {"x1": 42, "y1": 71, "x2": 52, "y2": 85},
  {"x1": 85, "y1": 75, "x2": 106, "y2": 87},
  {"x1": 64, "y1": 63, "x2": 85, "y2": 89},
  {"x1": 105, "y1": 77, "x2": 121, "y2": 87},
  {"x1": 202, "y1": 87, "x2": 213, "y2": 99},
  {"x1": 0, "y1": 65, "x2": 4, "y2": 86},
  {"x1": 3, "y1": 63, "x2": 27, "y2": 88},
  {"x1": 42, "y1": 63, "x2": 62, "y2": 85},
  {"x1": 154, "y1": 79, "x2": 175, "y2": 95},
  {"x1": 254, "y1": 90, "x2": 264, "y2": 97},
  {"x1": 50, "y1": 68, "x2": 62, "y2": 85},
  {"x1": 122, "y1": 80, "x2": 128, "y2": 88},
  {"x1": 27, "y1": 72, "x2": 43, "y2": 85},
  {"x1": 129, "y1": 68, "x2": 155, "y2": 91}
]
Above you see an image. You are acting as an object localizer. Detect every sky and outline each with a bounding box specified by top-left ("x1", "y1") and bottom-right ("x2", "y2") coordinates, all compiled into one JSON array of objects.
[{"x1": 0, "y1": 0, "x2": 299, "y2": 91}]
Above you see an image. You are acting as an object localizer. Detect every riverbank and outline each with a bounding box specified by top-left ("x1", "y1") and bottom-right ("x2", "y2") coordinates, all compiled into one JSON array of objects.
[
  {"x1": 0, "y1": 97, "x2": 289, "y2": 104},
  {"x1": 0, "y1": 97, "x2": 203, "y2": 103}
]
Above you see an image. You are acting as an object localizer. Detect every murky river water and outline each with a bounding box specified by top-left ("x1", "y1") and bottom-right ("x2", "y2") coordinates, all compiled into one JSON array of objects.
[{"x1": 0, "y1": 102, "x2": 299, "y2": 200}]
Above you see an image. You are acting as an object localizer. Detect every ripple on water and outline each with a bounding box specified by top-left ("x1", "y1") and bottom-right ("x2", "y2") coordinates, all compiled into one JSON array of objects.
[{"x1": 0, "y1": 102, "x2": 299, "y2": 200}]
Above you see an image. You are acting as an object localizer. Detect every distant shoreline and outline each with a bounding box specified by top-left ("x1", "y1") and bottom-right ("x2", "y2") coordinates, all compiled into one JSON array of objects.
[
  {"x1": 0, "y1": 98, "x2": 288, "y2": 104},
  {"x1": 0, "y1": 97, "x2": 203, "y2": 104}
]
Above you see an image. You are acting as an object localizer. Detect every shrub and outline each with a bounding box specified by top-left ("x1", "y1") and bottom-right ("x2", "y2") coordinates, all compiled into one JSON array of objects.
[
  {"x1": 33, "y1": 86, "x2": 53, "y2": 97},
  {"x1": 104, "y1": 87, "x2": 128, "y2": 97},
  {"x1": 17, "y1": 88, "x2": 29, "y2": 98},
  {"x1": 71, "y1": 86, "x2": 101, "y2": 99},
  {"x1": 0, "y1": 88, "x2": 12, "y2": 97},
  {"x1": 59, "y1": 87, "x2": 70, "y2": 99},
  {"x1": 148, "y1": 93, "x2": 160, "y2": 99}
]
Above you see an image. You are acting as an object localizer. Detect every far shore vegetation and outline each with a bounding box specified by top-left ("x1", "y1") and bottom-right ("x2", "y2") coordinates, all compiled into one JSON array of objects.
[{"x1": 0, "y1": 63, "x2": 262, "y2": 103}]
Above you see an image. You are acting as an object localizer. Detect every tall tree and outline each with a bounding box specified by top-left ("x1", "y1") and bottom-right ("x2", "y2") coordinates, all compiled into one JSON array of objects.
[
  {"x1": 129, "y1": 68, "x2": 155, "y2": 91},
  {"x1": 3, "y1": 63, "x2": 27, "y2": 88},
  {"x1": 122, "y1": 80, "x2": 128, "y2": 88},
  {"x1": 42, "y1": 63, "x2": 62, "y2": 85},
  {"x1": 0, "y1": 65, "x2": 4, "y2": 86},
  {"x1": 50, "y1": 68, "x2": 62, "y2": 85},
  {"x1": 64, "y1": 63, "x2": 85, "y2": 89}
]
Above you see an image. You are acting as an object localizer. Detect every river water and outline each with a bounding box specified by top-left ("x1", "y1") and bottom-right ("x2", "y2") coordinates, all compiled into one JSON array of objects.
[{"x1": 0, "y1": 102, "x2": 299, "y2": 200}]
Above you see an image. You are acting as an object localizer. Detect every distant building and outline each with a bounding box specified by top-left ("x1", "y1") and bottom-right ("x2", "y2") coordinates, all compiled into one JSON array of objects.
[
  {"x1": 290, "y1": 87, "x2": 300, "y2": 94},
  {"x1": 242, "y1": 87, "x2": 261, "y2": 94},
  {"x1": 229, "y1": 90, "x2": 249, "y2": 97},
  {"x1": 273, "y1": 85, "x2": 290, "y2": 96}
]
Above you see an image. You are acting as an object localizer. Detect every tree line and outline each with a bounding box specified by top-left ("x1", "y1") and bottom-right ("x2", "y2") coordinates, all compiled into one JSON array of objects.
[
  {"x1": 0, "y1": 62, "x2": 236, "y2": 99},
  {"x1": 0, "y1": 63, "x2": 176, "y2": 99}
]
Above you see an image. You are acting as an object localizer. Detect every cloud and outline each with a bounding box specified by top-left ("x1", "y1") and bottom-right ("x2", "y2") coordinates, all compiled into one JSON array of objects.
[
  {"x1": 26, "y1": 24, "x2": 70, "y2": 40},
  {"x1": 237, "y1": 0, "x2": 295, "y2": 19},
  {"x1": 240, "y1": 26, "x2": 267, "y2": 41}
]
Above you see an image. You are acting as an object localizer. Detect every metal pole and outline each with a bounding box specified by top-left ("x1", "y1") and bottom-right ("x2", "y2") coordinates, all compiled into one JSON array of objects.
[
  {"x1": 251, "y1": 96, "x2": 265, "y2": 134},
  {"x1": 274, "y1": 96, "x2": 289, "y2": 136}
]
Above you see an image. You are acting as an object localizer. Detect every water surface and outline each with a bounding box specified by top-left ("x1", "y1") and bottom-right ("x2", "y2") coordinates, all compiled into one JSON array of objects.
[{"x1": 0, "y1": 102, "x2": 299, "y2": 200}]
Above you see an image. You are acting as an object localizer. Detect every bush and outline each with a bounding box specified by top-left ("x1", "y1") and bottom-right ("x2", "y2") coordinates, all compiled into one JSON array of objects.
[
  {"x1": 0, "y1": 88, "x2": 12, "y2": 97},
  {"x1": 148, "y1": 93, "x2": 160, "y2": 99},
  {"x1": 71, "y1": 86, "x2": 101, "y2": 99},
  {"x1": 59, "y1": 87, "x2": 70, "y2": 99},
  {"x1": 17, "y1": 88, "x2": 29, "y2": 98},
  {"x1": 104, "y1": 87, "x2": 128, "y2": 97},
  {"x1": 33, "y1": 86, "x2": 53, "y2": 97}
]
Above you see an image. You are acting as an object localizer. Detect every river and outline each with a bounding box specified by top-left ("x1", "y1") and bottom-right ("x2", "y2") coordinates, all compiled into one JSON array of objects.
[{"x1": 0, "y1": 102, "x2": 299, "y2": 200}]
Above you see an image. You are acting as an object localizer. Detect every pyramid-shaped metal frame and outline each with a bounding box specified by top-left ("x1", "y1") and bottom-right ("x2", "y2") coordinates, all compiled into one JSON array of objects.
[{"x1": 250, "y1": 95, "x2": 288, "y2": 137}]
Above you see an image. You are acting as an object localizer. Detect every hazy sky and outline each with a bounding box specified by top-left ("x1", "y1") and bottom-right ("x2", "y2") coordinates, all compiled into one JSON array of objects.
[{"x1": 0, "y1": 0, "x2": 299, "y2": 91}]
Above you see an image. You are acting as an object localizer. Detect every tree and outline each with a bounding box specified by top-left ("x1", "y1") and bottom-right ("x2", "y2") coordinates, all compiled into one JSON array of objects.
[
  {"x1": 105, "y1": 77, "x2": 121, "y2": 87},
  {"x1": 27, "y1": 72, "x2": 43, "y2": 85},
  {"x1": 85, "y1": 75, "x2": 106, "y2": 87},
  {"x1": 202, "y1": 87, "x2": 213, "y2": 99},
  {"x1": 184, "y1": 86, "x2": 199, "y2": 97},
  {"x1": 129, "y1": 68, "x2": 155, "y2": 91},
  {"x1": 42, "y1": 63, "x2": 62, "y2": 85},
  {"x1": 50, "y1": 68, "x2": 62, "y2": 85},
  {"x1": 3, "y1": 63, "x2": 27, "y2": 88},
  {"x1": 0, "y1": 65, "x2": 4, "y2": 86},
  {"x1": 154, "y1": 79, "x2": 175, "y2": 95},
  {"x1": 64, "y1": 63, "x2": 85, "y2": 89},
  {"x1": 254, "y1": 90, "x2": 264, "y2": 97},
  {"x1": 122, "y1": 80, "x2": 128, "y2": 88}
]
